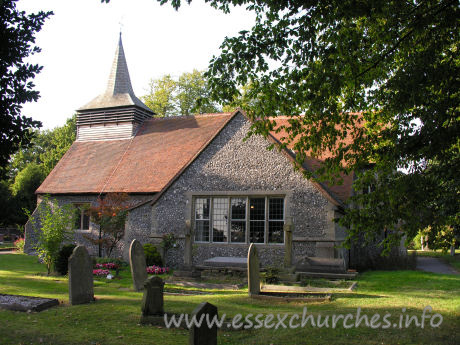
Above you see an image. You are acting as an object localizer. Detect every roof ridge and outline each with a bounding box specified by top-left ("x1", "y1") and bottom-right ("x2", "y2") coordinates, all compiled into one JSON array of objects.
[{"x1": 147, "y1": 113, "x2": 233, "y2": 121}]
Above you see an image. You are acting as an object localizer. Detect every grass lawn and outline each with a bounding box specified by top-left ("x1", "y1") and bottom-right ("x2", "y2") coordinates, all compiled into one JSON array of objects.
[
  {"x1": 0, "y1": 253, "x2": 459, "y2": 345},
  {"x1": 410, "y1": 249, "x2": 460, "y2": 271}
]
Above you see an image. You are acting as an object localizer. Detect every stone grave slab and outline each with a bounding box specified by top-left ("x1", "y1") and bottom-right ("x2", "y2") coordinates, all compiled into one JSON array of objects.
[
  {"x1": 0, "y1": 294, "x2": 59, "y2": 312},
  {"x1": 203, "y1": 257, "x2": 247, "y2": 268}
]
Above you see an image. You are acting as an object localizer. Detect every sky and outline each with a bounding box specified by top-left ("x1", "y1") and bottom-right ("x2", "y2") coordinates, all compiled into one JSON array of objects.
[{"x1": 17, "y1": 0, "x2": 256, "y2": 129}]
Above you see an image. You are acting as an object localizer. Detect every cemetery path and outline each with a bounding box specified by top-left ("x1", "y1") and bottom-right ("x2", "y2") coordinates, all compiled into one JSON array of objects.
[{"x1": 416, "y1": 256, "x2": 459, "y2": 275}]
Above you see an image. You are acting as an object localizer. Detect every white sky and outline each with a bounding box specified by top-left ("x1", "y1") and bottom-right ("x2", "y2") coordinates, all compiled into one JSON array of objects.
[{"x1": 17, "y1": 0, "x2": 256, "y2": 129}]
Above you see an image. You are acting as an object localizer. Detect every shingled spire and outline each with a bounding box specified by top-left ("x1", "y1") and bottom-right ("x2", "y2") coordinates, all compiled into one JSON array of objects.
[{"x1": 76, "y1": 34, "x2": 153, "y2": 141}]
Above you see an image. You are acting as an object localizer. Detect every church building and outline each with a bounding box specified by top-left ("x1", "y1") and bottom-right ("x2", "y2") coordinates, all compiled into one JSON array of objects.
[{"x1": 25, "y1": 35, "x2": 357, "y2": 273}]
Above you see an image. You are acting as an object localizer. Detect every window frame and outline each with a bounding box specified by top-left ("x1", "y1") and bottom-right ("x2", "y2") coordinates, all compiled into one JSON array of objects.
[
  {"x1": 192, "y1": 194, "x2": 285, "y2": 245},
  {"x1": 73, "y1": 203, "x2": 91, "y2": 232}
]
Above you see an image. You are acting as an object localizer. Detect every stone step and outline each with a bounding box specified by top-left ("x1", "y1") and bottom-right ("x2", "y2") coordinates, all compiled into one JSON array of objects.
[
  {"x1": 295, "y1": 256, "x2": 346, "y2": 273},
  {"x1": 297, "y1": 271, "x2": 358, "y2": 280}
]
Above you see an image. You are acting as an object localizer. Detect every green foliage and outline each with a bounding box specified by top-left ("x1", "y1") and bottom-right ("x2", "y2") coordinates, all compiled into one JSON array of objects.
[
  {"x1": 142, "y1": 70, "x2": 220, "y2": 116},
  {"x1": 11, "y1": 162, "x2": 46, "y2": 223},
  {"x1": 85, "y1": 193, "x2": 130, "y2": 257},
  {"x1": 14, "y1": 237, "x2": 25, "y2": 253},
  {"x1": 142, "y1": 74, "x2": 177, "y2": 117},
  {"x1": 1, "y1": 116, "x2": 77, "y2": 227},
  {"x1": 53, "y1": 243, "x2": 76, "y2": 276},
  {"x1": 0, "y1": 0, "x2": 52, "y2": 173},
  {"x1": 422, "y1": 226, "x2": 458, "y2": 253},
  {"x1": 29, "y1": 195, "x2": 76, "y2": 275},
  {"x1": 155, "y1": 0, "x2": 459, "y2": 253},
  {"x1": 143, "y1": 243, "x2": 163, "y2": 266},
  {"x1": 408, "y1": 231, "x2": 423, "y2": 251},
  {"x1": 39, "y1": 116, "x2": 76, "y2": 176},
  {"x1": 0, "y1": 180, "x2": 16, "y2": 226}
]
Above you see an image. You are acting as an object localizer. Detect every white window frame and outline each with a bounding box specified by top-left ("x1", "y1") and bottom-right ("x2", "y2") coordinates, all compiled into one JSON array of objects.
[
  {"x1": 193, "y1": 195, "x2": 285, "y2": 245},
  {"x1": 74, "y1": 203, "x2": 91, "y2": 232}
]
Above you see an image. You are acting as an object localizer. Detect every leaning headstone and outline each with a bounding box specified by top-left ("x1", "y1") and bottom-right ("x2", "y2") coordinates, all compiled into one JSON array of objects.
[
  {"x1": 247, "y1": 243, "x2": 260, "y2": 296},
  {"x1": 140, "y1": 276, "x2": 164, "y2": 324},
  {"x1": 130, "y1": 239, "x2": 148, "y2": 291},
  {"x1": 68, "y1": 245, "x2": 94, "y2": 305},
  {"x1": 189, "y1": 302, "x2": 218, "y2": 345}
]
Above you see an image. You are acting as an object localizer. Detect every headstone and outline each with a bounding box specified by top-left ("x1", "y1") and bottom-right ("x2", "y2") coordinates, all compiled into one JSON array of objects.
[
  {"x1": 283, "y1": 217, "x2": 293, "y2": 267},
  {"x1": 189, "y1": 302, "x2": 218, "y2": 345},
  {"x1": 129, "y1": 239, "x2": 148, "y2": 291},
  {"x1": 141, "y1": 276, "x2": 164, "y2": 317},
  {"x1": 183, "y1": 219, "x2": 192, "y2": 268},
  {"x1": 174, "y1": 220, "x2": 201, "y2": 278},
  {"x1": 247, "y1": 243, "x2": 260, "y2": 296},
  {"x1": 68, "y1": 245, "x2": 94, "y2": 305}
]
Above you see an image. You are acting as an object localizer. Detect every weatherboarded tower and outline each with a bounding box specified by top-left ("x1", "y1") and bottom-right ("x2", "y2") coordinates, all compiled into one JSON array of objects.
[{"x1": 76, "y1": 34, "x2": 153, "y2": 141}]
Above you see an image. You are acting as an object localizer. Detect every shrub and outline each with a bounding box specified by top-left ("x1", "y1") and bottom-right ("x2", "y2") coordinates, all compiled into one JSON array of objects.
[
  {"x1": 14, "y1": 237, "x2": 25, "y2": 252},
  {"x1": 143, "y1": 243, "x2": 163, "y2": 266},
  {"x1": 407, "y1": 232, "x2": 422, "y2": 250},
  {"x1": 54, "y1": 244, "x2": 76, "y2": 276},
  {"x1": 28, "y1": 195, "x2": 76, "y2": 275}
]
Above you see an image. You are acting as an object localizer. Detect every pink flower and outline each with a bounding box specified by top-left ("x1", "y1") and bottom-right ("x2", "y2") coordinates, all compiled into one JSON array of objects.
[
  {"x1": 93, "y1": 269, "x2": 110, "y2": 276},
  {"x1": 146, "y1": 265, "x2": 169, "y2": 275}
]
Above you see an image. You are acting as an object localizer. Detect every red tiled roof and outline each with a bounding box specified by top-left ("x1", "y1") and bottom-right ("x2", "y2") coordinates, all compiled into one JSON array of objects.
[
  {"x1": 37, "y1": 113, "x2": 235, "y2": 194},
  {"x1": 268, "y1": 116, "x2": 359, "y2": 203},
  {"x1": 38, "y1": 111, "x2": 356, "y2": 206}
]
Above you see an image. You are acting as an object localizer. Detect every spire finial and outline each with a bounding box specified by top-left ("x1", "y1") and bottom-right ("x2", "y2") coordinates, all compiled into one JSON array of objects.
[{"x1": 119, "y1": 16, "x2": 124, "y2": 38}]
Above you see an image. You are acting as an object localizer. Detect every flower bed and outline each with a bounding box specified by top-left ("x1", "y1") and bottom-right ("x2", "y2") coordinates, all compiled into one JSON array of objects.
[
  {"x1": 93, "y1": 269, "x2": 110, "y2": 277},
  {"x1": 94, "y1": 263, "x2": 119, "y2": 270},
  {"x1": 146, "y1": 265, "x2": 169, "y2": 275}
]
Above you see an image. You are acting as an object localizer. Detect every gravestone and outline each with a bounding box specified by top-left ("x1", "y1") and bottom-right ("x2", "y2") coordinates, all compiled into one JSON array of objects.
[
  {"x1": 141, "y1": 276, "x2": 164, "y2": 317},
  {"x1": 129, "y1": 239, "x2": 148, "y2": 291},
  {"x1": 247, "y1": 243, "x2": 260, "y2": 296},
  {"x1": 283, "y1": 217, "x2": 294, "y2": 268},
  {"x1": 189, "y1": 302, "x2": 218, "y2": 345},
  {"x1": 183, "y1": 219, "x2": 192, "y2": 268},
  {"x1": 68, "y1": 245, "x2": 94, "y2": 305},
  {"x1": 173, "y1": 220, "x2": 201, "y2": 278}
]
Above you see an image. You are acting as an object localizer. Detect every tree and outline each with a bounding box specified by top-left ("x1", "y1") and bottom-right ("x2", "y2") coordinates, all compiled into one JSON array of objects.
[
  {"x1": 142, "y1": 70, "x2": 220, "y2": 116},
  {"x1": 8, "y1": 116, "x2": 76, "y2": 178},
  {"x1": 0, "y1": 0, "x2": 52, "y2": 174},
  {"x1": 11, "y1": 162, "x2": 46, "y2": 224},
  {"x1": 3, "y1": 116, "x2": 76, "y2": 227},
  {"x1": 29, "y1": 195, "x2": 76, "y2": 275},
  {"x1": 39, "y1": 116, "x2": 76, "y2": 176},
  {"x1": 142, "y1": 74, "x2": 177, "y2": 117},
  {"x1": 85, "y1": 193, "x2": 130, "y2": 258},
  {"x1": 176, "y1": 69, "x2": 219, "y2": 115},
  {"x1": 0, "y1": 180, "x2": 15, "y2": 227},
  {"x1": 146, "y1": 0, "x2": 459, "y2": 253}
]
